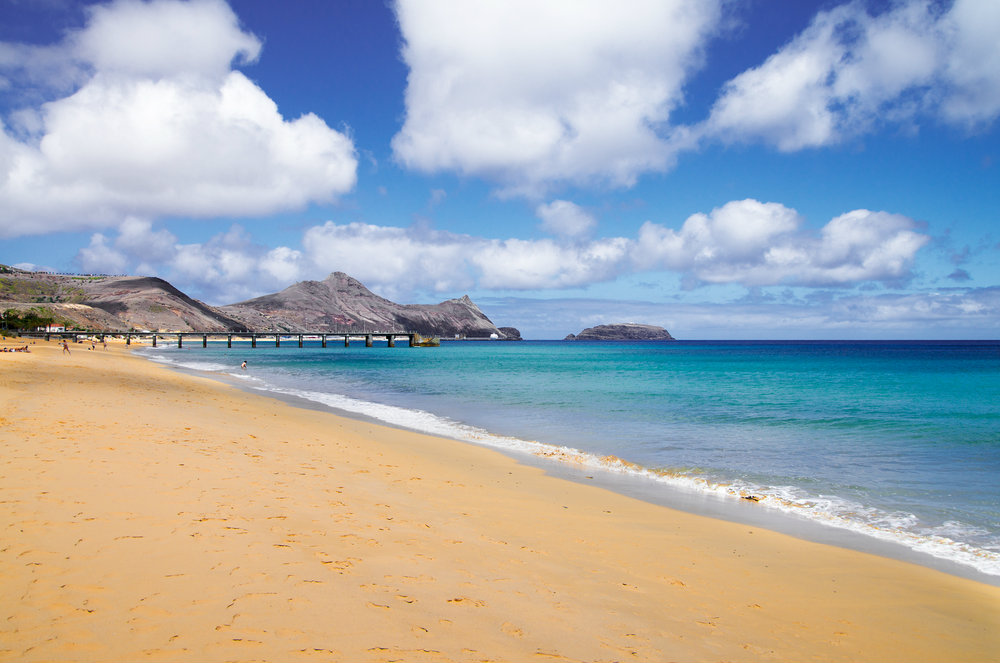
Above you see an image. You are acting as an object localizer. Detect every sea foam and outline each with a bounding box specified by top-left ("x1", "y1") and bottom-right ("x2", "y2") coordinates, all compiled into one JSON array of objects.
[
  {"x1": 266, "y1": 382, "x2": 1000, "y2": 578},
  {"x1": 138, "y1": 344, "x2": 1000, "y2": 579}
]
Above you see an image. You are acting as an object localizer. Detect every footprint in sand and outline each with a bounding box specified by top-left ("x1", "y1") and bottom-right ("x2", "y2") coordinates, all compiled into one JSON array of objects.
[
  {"x1": 384, "y1": 574, "x2": 435, "y2": 584},
  {"x1": 319, "y1": 558, "x2": 359, "y2": 573},
  {"x1": 296, "y1": 647, "x2": 340, "y2": 658},
  {"x1": 225, "y1": 592, "x2": 278, "y2": 609},
  {"x1": 501, "y1": 622, "x2": 524, "y2": 638}
]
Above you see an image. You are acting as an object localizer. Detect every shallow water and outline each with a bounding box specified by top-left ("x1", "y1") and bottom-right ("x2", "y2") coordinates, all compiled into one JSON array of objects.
[{"x1": 141, "y1": 339, "x2": 1000, "y2": 577}]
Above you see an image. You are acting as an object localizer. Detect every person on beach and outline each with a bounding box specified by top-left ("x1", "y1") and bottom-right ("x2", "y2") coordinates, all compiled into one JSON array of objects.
[
  {"x1": 62, "y1": 340, "x2": 70, "y2": 354},
  {"x1": 241, "y1": 360, "x2": 247, "y2": 370}
]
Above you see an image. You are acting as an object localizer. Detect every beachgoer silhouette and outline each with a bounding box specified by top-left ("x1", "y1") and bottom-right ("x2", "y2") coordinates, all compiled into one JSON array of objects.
[
  {"x1": 62, "y1": 340, "x2": 70, "y2": 354},
  {"x1": 241, "y1": 360, "x2": 247, "y2": 370}
]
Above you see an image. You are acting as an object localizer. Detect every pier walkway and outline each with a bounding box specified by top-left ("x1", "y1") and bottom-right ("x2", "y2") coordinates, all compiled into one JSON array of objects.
[{"x1": 17, "y1": 330, "x2": 427, "y2": 348}]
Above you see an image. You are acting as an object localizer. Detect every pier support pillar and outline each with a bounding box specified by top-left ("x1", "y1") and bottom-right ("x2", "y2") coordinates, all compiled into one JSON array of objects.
[
  {"x1": 202, "y1": 335, "x2": 207, "y2": 348},
  {"x1": 321, "y1": 335, "x2": 327, "y2": 348},
  {"x1": 344, "y1": 335, "x2": 350, "y2": 347},
  {"x1": 275, "y1": 335, "x2": 280, "y2": 348},
  {"x1": 126, "y1": 334, "x2": 131, "y2": 346},
  {"x1": 178, "y1": 334, "x2": 184, "y2": 348},
  {"x1": 298, "y1": 335, "x2": 303, "y2": 348},
  {"x1": 227, "y1": 335, "x2": 232, "y2": 348},
  {"x1": 365, "y1": 335, "x2": 373, "y2": 347},
  {"x1": 387, "y1": 336, "x2": 395, "y2": 348},
  {"x1": 152, "y1": 335, "x2": 157, "y2": 347},
  {"x1": 251, "y1": 335, "x2": 256, "y2": 348}
]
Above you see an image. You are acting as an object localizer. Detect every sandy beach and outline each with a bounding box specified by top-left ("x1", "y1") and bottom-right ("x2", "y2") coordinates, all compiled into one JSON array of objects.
[{"x1": 1, "y1": 337, "x2": 998, "y2": 662}]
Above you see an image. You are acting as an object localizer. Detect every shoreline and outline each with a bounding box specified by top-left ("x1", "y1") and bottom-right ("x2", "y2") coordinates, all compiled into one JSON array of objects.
[
  {"x1": 144, "y1": 343, "x2": 1000, "y2": 587},
  {"x1": 2, "y1": 337, "x2": 999, "y2": 661}
]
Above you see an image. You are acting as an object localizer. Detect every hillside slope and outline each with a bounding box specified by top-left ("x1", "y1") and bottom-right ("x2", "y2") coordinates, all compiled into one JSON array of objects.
[{"x1": 0, "y1": 268, "x2": 243, "y2": 332}]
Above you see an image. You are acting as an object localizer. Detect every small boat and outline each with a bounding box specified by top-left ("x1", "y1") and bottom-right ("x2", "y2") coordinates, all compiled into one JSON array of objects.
[{"x1": 411, "y1": 333, "x2": 440, "y2": 347}]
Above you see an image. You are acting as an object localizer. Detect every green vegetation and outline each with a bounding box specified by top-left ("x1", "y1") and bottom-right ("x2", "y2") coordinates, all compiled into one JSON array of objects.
[
  {"x1": 0, "y1": 277, "x2": 60, "y2": 301},
  {"x1": 0, "y1": 277, "x2": 86, "y2": 303},
  {"x1": 0, "y1": 307, "x2": 79, "y2": 332},
  {"x1": 2, "y1": 307, "x2": 55, "y2": 331}
]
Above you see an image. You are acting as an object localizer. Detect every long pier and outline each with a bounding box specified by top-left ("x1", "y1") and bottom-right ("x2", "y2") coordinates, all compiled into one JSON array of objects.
[{"x1": 18, "y1": 330, "x2": 426, "y2": 348}]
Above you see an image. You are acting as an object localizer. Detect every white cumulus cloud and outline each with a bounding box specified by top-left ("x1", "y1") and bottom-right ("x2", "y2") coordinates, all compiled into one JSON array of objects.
[
  {"x1": 74, "y1": 0, "x2": 261, "y2": 79},
  {"x1": 635, "y1": 199, "x2": 929, "y2": 286},
  {"x1": 473, "y1": 237, "x2": 631, "y2": 290},
  {"x1": 70, "y1": 199, "x2": 931, "y2": 305},
  {"x1": 391, "y1": 0, "x2": 721, "y2": 195},
  {"x1": 301, "y1": 222, "x2": 479, "y2": 297},
  {"x1": 114, "y1": 216, "x2": 178, "y2": 263},
  {"x1": 303, "y1": 221, "x2": 631, "y2": 293},
  {"x1": 77, "y1": 233, "x2": 130, "y2": 275},
  {"x1": 76, "y1": 216, "x2": 177, "y2": 275},
  {"x1": 0, "y1": 0, "x2": 357, "y2": 239},
  {"x1": 703, "y1": 0, "x2": 1000, "y2": 150},
  {"x1": 536, "y1": 200, "x2": 597, "y2": 238}
]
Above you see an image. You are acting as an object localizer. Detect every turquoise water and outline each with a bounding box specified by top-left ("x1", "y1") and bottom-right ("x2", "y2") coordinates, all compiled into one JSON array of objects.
[{"x1": 141, "y1": 339, "x2": 1000, "y2": 576}]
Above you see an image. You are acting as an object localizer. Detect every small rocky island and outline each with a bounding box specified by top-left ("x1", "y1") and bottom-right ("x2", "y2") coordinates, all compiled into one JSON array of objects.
[{"x1": 564, "y1": 323, "x2": 675, "y2": 341}]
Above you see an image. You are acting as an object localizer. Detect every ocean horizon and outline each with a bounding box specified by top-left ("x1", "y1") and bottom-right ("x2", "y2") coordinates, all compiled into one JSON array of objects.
[{"x1": 140, "y1": 338, "x2": 1000, "y2": 582}]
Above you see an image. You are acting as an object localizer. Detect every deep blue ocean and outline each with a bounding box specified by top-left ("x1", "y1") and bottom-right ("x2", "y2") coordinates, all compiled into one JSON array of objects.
[{"x1": 140, "y1": 339, "x2": 1000, "y2": 577}]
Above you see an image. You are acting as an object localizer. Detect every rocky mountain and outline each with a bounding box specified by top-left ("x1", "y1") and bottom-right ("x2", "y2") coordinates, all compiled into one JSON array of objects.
[
  {"x1": 0, "y1": 267, "x2": 243, "y2": 332},
  {"x1": 497, "y1": 327, "x2": 523, "y2": 341},
  {"x1": 220, "y1": 272, "x2": 516, "y2": 339},
  {"x1": 564, "y1": 323, "x2": 675, "y2": 341},
  {"x1": 1, "y1": 265, "x2": 518, "y2": 338}
]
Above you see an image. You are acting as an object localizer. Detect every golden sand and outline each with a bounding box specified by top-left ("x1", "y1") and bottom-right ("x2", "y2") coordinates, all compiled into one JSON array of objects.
[{"x1": 1, "y1": 337, "x2": 998, "y2": 662}]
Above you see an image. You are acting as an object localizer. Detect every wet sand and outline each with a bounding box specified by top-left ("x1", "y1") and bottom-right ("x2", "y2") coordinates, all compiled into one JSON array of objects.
[{"x1": 1, "y1": 337, "x2": 998, "y2": 661}]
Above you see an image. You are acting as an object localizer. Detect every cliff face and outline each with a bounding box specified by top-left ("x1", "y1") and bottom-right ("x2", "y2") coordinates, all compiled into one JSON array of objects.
[
  {"x1": 219, "y1": 272, "x2": 507, "y2": 338},
  {"x1": 565, "y1": 323, "x2": 675, "y2": 341},
  {"x1": 497, "y1": 327, "x2": 522, "y2": 341}
]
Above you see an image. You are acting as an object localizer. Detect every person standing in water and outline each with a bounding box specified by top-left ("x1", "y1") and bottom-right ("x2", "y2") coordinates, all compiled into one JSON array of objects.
[{"x1": 241, "y1": 360, "x2": 247, "y2": 370}]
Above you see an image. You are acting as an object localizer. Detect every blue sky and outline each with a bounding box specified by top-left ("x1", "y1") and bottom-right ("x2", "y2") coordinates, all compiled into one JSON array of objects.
[{"x1": 1, "y1": 0, "x2": 998, "y2": 339}]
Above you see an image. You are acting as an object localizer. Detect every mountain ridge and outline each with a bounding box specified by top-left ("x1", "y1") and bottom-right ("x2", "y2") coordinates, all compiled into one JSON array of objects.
[
  {"x1": 220, "y1": 272, "x2": 511, "y2": 338},
  {"x1": 0, "y1": 266, "x2": 516, "y2": 338}
]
